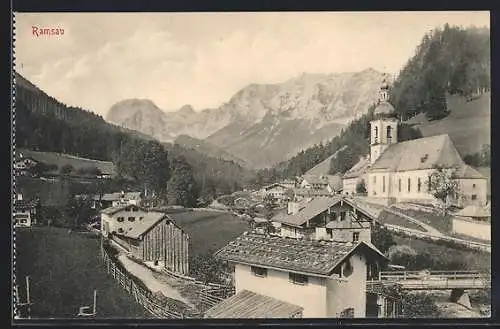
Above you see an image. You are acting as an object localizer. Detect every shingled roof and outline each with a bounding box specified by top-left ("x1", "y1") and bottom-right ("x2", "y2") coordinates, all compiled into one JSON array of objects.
[
  {"x1": 215, "y1": 232, "x2": 387, "y2": 277},
  {"x1": 370, "y1": 134, "x2": 466, "y2": 173},
  {"x1": 272, "y1": 196, "x2": 342, "y2": 227},
  {"x1": 204, "y1": 290, "x2": 303, "y2": 318},
  {"x1": 110, "y1": 210, "x2": 169, "y2": 239},
  {"x1": 343, "y1": 156, "x2": 371, "y2": 179}
]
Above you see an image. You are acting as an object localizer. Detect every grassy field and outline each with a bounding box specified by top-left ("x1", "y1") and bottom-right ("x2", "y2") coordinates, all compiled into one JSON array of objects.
[
  {"x1": 16, "y1": 176, "x2": 80, "y2": 207},
  {"x1": 406, "y1": 92, "x2": 490, "y2": 156},
  {"x1": 17, "y1": 149, "x2": 116, "y2": 176},
  {"x1": 377, "y1": 210, "x2": 427, "y2": 232},
  {"x1": 15, "y1": 227, "x2": 151, "y2": 319},
  {"x1": 391, "y1": 233, "x2": 491, "y2": 272},
  {"x1": 168, "y1": 210, "x2": 251, "y2": 258},
  {"x1": 396, "y1": 208, "x2": 453, "y2": 234}
]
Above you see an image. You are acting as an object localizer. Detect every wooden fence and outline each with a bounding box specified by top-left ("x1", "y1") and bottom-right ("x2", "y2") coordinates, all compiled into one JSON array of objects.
[
  {"x1": 101, "y1": 244, "x2": 235, "y2": 318},
  {"x1": 199, "y1": 285, "x2": 236, "y2": 312},
  {"x1": 382, "y1": 223, "x2": 491, "y2": 253},
  {"x1": 101, "y1": 248, "x2": 191, "y2": 319}
]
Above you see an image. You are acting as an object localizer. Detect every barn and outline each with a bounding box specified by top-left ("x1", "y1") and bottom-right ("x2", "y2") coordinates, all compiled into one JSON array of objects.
[{"x1": 101, "y1": 204, "x2": 190, "y2": 275}]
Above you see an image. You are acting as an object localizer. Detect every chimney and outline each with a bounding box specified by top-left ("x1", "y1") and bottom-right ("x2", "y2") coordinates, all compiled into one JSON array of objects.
[
  {"x1": 287, "y1": 202, "x2": 299, "y2": 215},
  {"x1": 17, "y1": 194, "x2": 23, "y2": 201}
]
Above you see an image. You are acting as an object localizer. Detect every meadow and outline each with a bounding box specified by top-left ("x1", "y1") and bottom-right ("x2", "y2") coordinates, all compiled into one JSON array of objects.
[
  {"x1": 18, "y1": 148, "x2": 116, "y2": 176},
  {"x1": 15, "y1": 227, "x2": 151, "y2": 319},
  {"x1": 168, "y1": 210, "x2": 250, "y2": 258}
]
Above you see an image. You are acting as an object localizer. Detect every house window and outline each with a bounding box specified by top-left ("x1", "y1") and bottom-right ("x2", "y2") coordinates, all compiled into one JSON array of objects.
[
  {"x1": 374, "y1": 127, "x2": 378, "y2": 143},
  {"x1": 417, "y1": 178, "x2": 422, "y2": 193},
  {"x1": 117, "y1": 217, "x2": 124, "y2": 222},
  {"x1": 289, "y1": 272, "x2": 308, "y2": 285},
  {"x1": 128, "y1": 217, "x2": 135, "y2": 222},
  {"x1": 472, "y1": 195, "x2": 478, "y2": 200},
  {"x1": 428, "y1": 176, "x2": 432, "y2": 192},
  {"x1": 382, "y1": 176, "x2": 386, "y2": 193},
  {"x1": 398, "y1": 178, "x2": 401, "y2": 193},
  {"x1": 352, "y1": 232, "x2": 360, "y2": 242},
  {"x1": 473, "y1": 184, "x2": 476, "y2": 188},
  {"x1": 407, "y1": 178, "x2": 411, "y2": 193},
  {"x1": 251, "y1": 266, "x2": 268, "y2": 277},
  {"x1": 340, "y1": 212, "x2": 346, "y2": 221}
]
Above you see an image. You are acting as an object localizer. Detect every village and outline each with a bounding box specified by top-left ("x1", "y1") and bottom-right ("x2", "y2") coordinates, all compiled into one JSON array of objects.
[{"x1": 14, "y1": 81, "x2": 491, "y2": 319}]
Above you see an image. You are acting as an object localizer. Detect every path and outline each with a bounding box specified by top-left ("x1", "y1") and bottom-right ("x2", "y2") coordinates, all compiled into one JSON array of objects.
[
  {"x1": 117, "y1": 255, "x2": 193, "y2": 307},
  {"x1": 385, "y1": 207, "x2": 444, "y2": 237}
]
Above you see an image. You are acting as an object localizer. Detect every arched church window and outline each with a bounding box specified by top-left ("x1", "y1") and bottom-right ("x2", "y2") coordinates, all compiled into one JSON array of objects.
[
  {"x1": 386, "y1": 126, "x2": 392, "y2": 139},
  {"x1": 374, "y1": 126, "x2": 378, "y2": 143}
]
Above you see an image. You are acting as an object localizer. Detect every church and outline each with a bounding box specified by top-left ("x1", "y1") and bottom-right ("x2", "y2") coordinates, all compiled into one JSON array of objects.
[{"x1": 342, "y1": 79, "x2": 488, "y2": 208}]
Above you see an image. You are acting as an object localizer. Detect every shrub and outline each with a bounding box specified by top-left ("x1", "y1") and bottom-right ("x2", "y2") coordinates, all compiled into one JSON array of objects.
[
  {"x1": 189, "y1": 251, "x2": 230, "y2": 285},
  {"x1": 401, "y1": 292, "x2": 440, "y2": 318},
  {"x1": 387, "y1": 245, "x2": 418, "y2": 269},
  {"x1": 371, "y1": 225, "x2": 396, "y2": 253},
  {"x1": 59, "y1": 164, "x2": 74, "y2": 175}
]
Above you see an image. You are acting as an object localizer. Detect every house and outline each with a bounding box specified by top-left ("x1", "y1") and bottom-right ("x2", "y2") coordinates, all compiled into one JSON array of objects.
[
  {"x1": 343, "y1": 79, "x2": 488, "y2": 207},
  {"x1": 294, "y1": 188, "x2": 334, "y2": 199},
  {"x1": 101, "y1": 204, "x2": 189, "y2": 275},
  {"x1": 78, "y1": 191, "x2": 142, "y2": 209},
  {"x1": 299, "y1": 175, "x2": 343, "y2": 194},
  {"x1": 271, "y1": 196, "x2": 375, "y2": 243},
  {"x1": 280, "y1": 179, "x2": 296, "y2": 189},
  {"x1": 451, "y1": 204, "x2": 491, "y2": 241},
  {"x1": 14, "y1": 194, "x2": 40, "y2": 227},
  {"x1": 207, "y1": 231, "x2": 389, "y2": 318},
  {"x1": 258, "y1": 183, "x2": 293, "y2": 205},
  {"x1": 342, "y1": 156, "x2": 371, "y2": 196},
  {"x1": 14, "y1": 156, "x2": 39, "y2": 177}
]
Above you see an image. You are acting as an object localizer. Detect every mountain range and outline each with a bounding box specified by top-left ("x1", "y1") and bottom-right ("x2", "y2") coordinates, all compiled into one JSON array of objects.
[{"x1": 106, "y1": 68, "x2": 388, "y2": 168}]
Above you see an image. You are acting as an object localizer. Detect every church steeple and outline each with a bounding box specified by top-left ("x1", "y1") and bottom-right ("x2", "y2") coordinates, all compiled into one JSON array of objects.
[
  {"x1": 370, "y1": 77, "x2": 398, "y2": 164},
  {"x1": 379, "y1": 78, "x2": 390, "y2": 103}
]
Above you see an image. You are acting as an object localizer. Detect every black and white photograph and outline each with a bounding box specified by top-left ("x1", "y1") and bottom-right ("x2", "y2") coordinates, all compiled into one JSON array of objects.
[{"x1": 12, "y1": 11, "x2": 491, "y2": 320}]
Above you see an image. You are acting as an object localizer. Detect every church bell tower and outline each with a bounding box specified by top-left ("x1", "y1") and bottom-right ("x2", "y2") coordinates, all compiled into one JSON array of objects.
[{"x1": 370, "y1": 78, "x2": 398, "y2": 164}]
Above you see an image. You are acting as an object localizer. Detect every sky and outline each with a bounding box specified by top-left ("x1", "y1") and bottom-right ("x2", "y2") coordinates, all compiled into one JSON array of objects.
[{"x1": 15, "y1": 11, "x2": 490, "y2": 116}]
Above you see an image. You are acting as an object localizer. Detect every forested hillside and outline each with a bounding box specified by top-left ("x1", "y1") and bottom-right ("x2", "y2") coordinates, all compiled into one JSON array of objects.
[
  {"x1": 390, "y1": 24, "x2": 490, "y2": 121},
  {"x1": 258, "y1": 105, "x2": 422, "y2": 183},
  {"x1": 14, "y1": 72, "x2": 256, "y2": 204},
  {"x1": 261, "y1": 25, "x2": 490, "y2": 184}
]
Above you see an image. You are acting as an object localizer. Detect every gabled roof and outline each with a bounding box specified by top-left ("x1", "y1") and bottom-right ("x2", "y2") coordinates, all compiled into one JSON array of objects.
[
  {"x1": 272, "y1": 196, "x2": 342, "y2": 226},
  {"x1": 294, "y1": 188, "x2": 333, "y2": 197},
  {"x1": 305, "y1": 145, "x2": 348, "y2": 177},
  {"x1": 301, "y1": 175, "x2": 329, "y2": 185},
  {"x1": 111, "y1": 211, "x2": 168, "y2": 239},
  {"x1": 343, "y1": 156, "x2": 371, "y2": 179},
  {"x1": 262, "y1": 183, "x2": 288, "y2": 191},
  {"x1": 101, "y1": 204, "x2": 144, "y2": 215},
  {"x1": 370, "y1": 134, "x2": 465, "y2": 173},
  {"x1": 215, "y1": 232, "x2": 388, "y2": 277},
  {"x1": 327, "y1": 175, "x2": 343, "y2": 191},
  {"x1": 455, "y1": 164, "x2": 485, "y2": 179},
  {"x1": 101, "y1": 192, "x2": 142, "y2": 201},
  {"x1": 204, "y1": 290, "x2": 303, "y2": 318}
]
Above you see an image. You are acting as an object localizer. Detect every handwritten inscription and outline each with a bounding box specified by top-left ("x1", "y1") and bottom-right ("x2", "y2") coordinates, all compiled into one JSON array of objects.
[{"x1": 32, "y1": 26, "x2": 65, "y2": 37}]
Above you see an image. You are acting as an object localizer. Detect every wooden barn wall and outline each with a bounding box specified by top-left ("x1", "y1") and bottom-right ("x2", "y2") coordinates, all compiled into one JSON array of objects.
[{"x1": 140, "y1": 220, "x2": 189, "y2": 276}]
